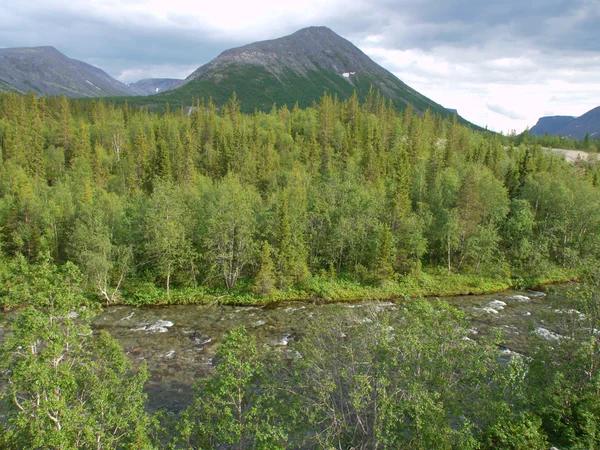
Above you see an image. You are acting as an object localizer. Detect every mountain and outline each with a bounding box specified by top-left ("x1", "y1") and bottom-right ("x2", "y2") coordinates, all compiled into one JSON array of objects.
[
  {"x1": 128, "y1": 78, "x2": 182, "y2": 95},
  {"x1": 158, "y1": 26, "x2": 461, "y2": 120},
  {"x1": 0, "y1": 46, "x2": 138, "y2": 97},
  {"x1": 530, "y1": 116, "x2": 576, "y2": 136},
  {"x1": 530, "y1": 107, "x2": 600, "y2": 140},
  {"x1": 555, "y1": 107, "x2": 600, "y2": 140}
]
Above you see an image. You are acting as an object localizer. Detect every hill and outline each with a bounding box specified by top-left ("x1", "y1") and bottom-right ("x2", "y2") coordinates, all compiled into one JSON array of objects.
[
  {"x1": 153, "y1": 26, "x2": 466, "y2": 121},
  {"x1": 0, "y1": 46, "x2": 138, "y2": 97}
]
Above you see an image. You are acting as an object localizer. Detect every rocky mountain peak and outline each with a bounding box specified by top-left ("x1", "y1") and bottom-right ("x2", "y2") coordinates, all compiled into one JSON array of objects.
[{"x1": 183, "y1": 26, "x2": 377, "y2": 83}]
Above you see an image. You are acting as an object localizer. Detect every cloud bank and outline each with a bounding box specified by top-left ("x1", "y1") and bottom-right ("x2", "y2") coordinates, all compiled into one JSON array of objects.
[{"x1": 1, "y1": 0, "x2": 598, "y2": 132}]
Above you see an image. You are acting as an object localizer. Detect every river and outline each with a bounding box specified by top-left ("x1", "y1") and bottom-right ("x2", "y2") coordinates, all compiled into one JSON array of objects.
[{"x1": 90, "y1": 287, "x2": 565, "y2": 412}]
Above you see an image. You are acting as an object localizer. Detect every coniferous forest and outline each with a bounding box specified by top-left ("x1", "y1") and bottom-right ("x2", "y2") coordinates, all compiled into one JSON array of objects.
[{"x1": 1, "y1": 90, "x2": 600, "y2": 448}]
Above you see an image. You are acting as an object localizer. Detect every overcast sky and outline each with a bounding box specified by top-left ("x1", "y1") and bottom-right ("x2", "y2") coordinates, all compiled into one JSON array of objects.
[{"x1": 1, "y1": 0, "x2": 598, "y2": 133}]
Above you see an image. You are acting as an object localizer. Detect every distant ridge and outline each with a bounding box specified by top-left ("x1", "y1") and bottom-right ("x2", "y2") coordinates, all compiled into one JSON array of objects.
[
  {"x1": 0, "y1": 46, "x2": 139, "y2": 97},
  {"x1": 530, "y1": 107, "x2": 600, "y2": 140},
  {"x1": 128, "y1": 78, "x2": 183, "y2": 95},
  {"x1": 530, "y1": 116, "x2": 576, "y2": 136}
]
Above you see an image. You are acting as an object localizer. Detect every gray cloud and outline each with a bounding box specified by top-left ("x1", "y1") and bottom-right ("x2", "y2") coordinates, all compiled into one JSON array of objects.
[
  {"x1": 0, "y1": 2, "x2": 243, "y2": 80},
  {"x1": 332, "y1": 0, "x2": 598, "y2": 54},
  {"x1": 1, "y1": 0, "x2": 597, "y2": 81},
  {"x1": 487, "y1": 104, "x2": 527, "y2": 120},
  {"x1": 0, "y1": 0, "x2": 600, "y2": 77}
]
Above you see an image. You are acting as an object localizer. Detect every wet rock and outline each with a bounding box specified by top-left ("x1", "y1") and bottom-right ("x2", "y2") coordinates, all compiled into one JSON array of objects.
[
  {"x1": 527, "y1": 290, "x2": 546, "y2": 297},
  {"x1": 120, "y1": 312, "x2": 135, "y2": 321},
  {"x1": 284, "y1": 306, "x2": 306, "y2": 313},
  {"x1": 190, "y1": 331, "x2": 212, "y2": 346},
  {"x1": 487, "y1": 300, "x2": 507, "y2": 310},
  {"x1": 534, "y1": 327, "x2": 561, "y2": 340},
  {"x1": 268, "y1": 333, "x2": 294, "y2": 346},
  {"x1": 554, "y1": 309, "x2": 585, "y2": 320},
  {"x1": 499, "y1": 347, "x2": 522, "y2": 357},
  {"x1": 478, "y1": 307, "x2": 499, "y2": 314},
  {"x1": 132, "y1": 320, "x2": 174, "y2": 333}
]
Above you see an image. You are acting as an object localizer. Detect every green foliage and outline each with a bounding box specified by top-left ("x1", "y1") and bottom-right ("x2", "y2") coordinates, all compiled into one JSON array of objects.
[
  {"x1": 278, "y1": 300, "x2": 538, "y2": 448},
  {"x1": 483, "y1": 414, "x2": 548, "y2": 450},
  {"x1": 0, "y1": 256, "x2": 89, "y2": 312},
  {"x1": 0, "y1": 260, "x2": 154, "y2": 449},
  {"x1": 253, "y1": 241, "x2": 276, "y2": 296},
  {"x1": 374, "y1": 224, "x2": 395, "y2": 283},
  {"x1": 143, "y1": 180, "x2": 195, "y2": 296},
  {"x1": 173, "y1": 327, "x2": 287, "y2": 449},
  {"x1": 205, "y1": 174, "x2": 260, "y2": 289},
  {"x1": 526, "y1": 267, "x2": 600, "y2": 449},
  {"x1": 0, "y1": 89, "x2": 599, "y2": 305}
]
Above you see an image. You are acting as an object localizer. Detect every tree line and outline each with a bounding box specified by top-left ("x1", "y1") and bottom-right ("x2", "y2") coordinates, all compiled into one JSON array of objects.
[{"x1": 0, "y1": 90, "x2": 599, "y2": 304}]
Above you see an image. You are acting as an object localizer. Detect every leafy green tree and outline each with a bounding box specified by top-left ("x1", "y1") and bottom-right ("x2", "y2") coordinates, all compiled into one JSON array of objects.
[
  {"x1": 174, "y1": 327, "x2": 287, "y2": 449},
  {"x1": 144, "y1": 180, "x2": 194, "y2": 296},
  {"x1": 0, "y1": 261, "x2": 154, "y2": 449},
  {"x1": 0, "y1": 165, "x2": 51, "y2": 262},
  {"x1": 290, "y1": 301, "x2": 536, "y2": 449},
  {"x1": 70, "y1": 204, "x2": 132, "y2": 305},
  {"x1": 274, "y1": 189, "x2": 308, "y2": 288},
  {"x1": 526, "y1": 268, "x2": 600, "y2": 449},
  {"x1": 395, "y1": 212, "x2": 428, "y2": 275},
  {"x1": 206, "y1": 174, "x2": 260, "y2": 289},
  {"x1": 455, "y1": 165, "x2": 509, "y2": 271},
  {"x1": 501, "y1": 199, "x2": 535, "y2": 270}
]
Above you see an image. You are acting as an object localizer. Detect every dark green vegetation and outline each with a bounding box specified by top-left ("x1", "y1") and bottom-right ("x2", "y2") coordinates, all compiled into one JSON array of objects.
[
  {"x1": 157, "y1": 65, "x2": 370, "y2": 112},
  {"x1": 1, "y1": 90, "x2": 600, "y2": 307},
  {"x1": 2, "y1": 265, "x2": 600, "y2": 448},
  {"x1": 152, "y1": 64, "x2": 450, "y2": 118}
]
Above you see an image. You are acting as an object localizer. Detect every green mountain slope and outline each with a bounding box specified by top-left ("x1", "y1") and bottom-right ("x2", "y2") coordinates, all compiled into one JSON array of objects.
[{"x1": 125, "y1": 26, "x2": 469, "y2": 123}]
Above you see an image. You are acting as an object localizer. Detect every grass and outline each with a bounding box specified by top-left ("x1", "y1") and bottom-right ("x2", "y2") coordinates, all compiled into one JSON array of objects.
[{"x1": 115, "y1": 265, "x2": 583, "y2": 308}]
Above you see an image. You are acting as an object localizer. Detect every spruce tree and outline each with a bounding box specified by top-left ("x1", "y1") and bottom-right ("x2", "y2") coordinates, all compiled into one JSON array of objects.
[
  {"x1": 375, "y1": 225, "x2": 395, "y2": 284},
  {"x1": 253, "y1": 241, "x2": 276, "y2": 296}
]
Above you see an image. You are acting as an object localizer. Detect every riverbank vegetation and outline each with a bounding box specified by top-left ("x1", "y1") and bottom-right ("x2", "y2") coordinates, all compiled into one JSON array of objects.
[
  {"x1": 2, "y1": 266, "x2": 599, "y2": 448},
  {"x1": 0, "y1": 91, "x2": 599, "y2": 308}
]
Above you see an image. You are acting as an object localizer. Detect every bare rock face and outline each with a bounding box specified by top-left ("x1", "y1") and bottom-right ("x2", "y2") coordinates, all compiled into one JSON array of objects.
[
  {"x1": 0, "y1": 46, "x2": 139, "y2": 97},
  {"x1": 185, "y1": 27, "x2": 378, "y2": 79}
]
